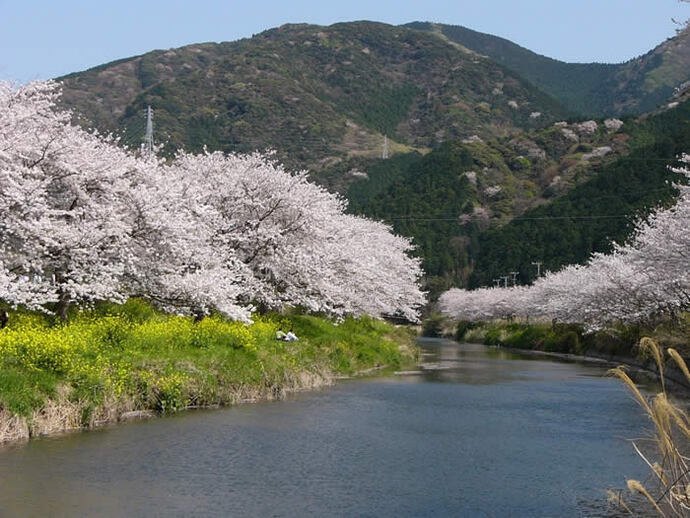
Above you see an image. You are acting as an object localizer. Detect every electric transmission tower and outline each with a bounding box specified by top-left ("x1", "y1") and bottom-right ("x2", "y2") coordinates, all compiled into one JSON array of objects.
[
  {"x1": 381, "y1": 135, "x2": 389, "y2": 159},
  {"x1": 531, "y1": 261, "x2": 543, "y2": 278},
  {"x1": 510, "y1": 271, "x2": 519, "y2": 286},
  {"x1": 143, "y1": 106, "x2": 154, "y2": 158}
]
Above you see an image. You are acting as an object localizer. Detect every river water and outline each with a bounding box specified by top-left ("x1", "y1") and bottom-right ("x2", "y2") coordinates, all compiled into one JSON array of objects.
[{"x1": 0, "y1": 339, "x2": 653, "y2": 517}]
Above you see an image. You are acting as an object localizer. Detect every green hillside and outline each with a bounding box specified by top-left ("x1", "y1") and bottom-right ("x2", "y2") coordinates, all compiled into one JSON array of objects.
[
  {"x1": 468, "y1": 99, "x2": 690, "y2": 287},
  {"x1": 407, "y1": 22, "x2": 690, "y2": 116},
  {"x1": 348, "y1": 143, "x2": 478, "y2": 289},
  {"x1": 348, "y1": 113, "x2": 631, "y2": 295},
  {"x1": 58, "y1": 21, "x2": 568, "y2": 171},
  {"x1": 348, "y1": 93, "x2": 689, "y2": 295}
]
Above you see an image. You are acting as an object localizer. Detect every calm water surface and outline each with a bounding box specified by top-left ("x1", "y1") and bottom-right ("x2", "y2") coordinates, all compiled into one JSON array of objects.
[{"x1": 0, "y1": 340, "x2": 653, "y2": 517}]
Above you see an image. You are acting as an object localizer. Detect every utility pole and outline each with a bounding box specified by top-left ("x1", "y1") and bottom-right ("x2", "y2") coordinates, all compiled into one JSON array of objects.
[
  {"x1": 510, "y1": 271, "x2": 519, "y2": 286},
  {"x1": 143, "y1": 106, "x2": 154, "y2": 158},
  {"x1": 531, "y1": 261, "x2": 542, "y2": 278},
  {"x1": 381, "y1": 135, "x2": 389, "y2": 159}
]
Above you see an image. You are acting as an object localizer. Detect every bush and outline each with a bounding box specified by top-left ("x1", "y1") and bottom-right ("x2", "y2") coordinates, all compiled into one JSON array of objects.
[
  {"x1": 543, "y1": 330, "x2": 579, "y2": 353},
  {"x1": 484, "y1": 328, "x2": 503, "y2": 346},
  {"x1": 455, "y1": 320, "x2": 477, "y2": 341},
  {"x1": 95, "y1": 298, "x2": 157, "y2": 323},
  {"x1": 593, "y1": 331, "x2": 629, "y2": 357},
  {"x1": 502, "y1": 325, "x2": 549, "y2": 349},
  {"x1": 191, "y1": 317, "x2": 256, "y2": 350},
  {"x1": 422, "y1": 313, "x2": 445, "y2": 337}
]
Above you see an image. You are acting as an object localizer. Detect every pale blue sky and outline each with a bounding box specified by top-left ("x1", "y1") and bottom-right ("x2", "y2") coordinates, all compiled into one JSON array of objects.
[{"x1": 1, "y1": 0, "x2": 688, "y2": 82}]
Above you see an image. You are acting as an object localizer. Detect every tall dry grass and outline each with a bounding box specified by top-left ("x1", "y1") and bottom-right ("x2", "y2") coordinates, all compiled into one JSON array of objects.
[{"x1": 610, "y1": 338, "x2": 690, "y2": 517}]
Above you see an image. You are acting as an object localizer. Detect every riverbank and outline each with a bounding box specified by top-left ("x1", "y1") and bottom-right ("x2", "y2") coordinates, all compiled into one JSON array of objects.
[
  {"x1": 0, "y1": 337, "x2": 650, "y2": 517},
  {"x1": 453, "y1": 319, "x2": 690, "y2": 391},
  {"x1": 0, "y1": 300, "x2": 416, "y2": 443}
]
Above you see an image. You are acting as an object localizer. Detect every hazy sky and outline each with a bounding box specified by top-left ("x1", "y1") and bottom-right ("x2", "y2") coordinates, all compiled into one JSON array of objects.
[{"x1": 2, "y1": 0, "x2": 688, "y2": 82}]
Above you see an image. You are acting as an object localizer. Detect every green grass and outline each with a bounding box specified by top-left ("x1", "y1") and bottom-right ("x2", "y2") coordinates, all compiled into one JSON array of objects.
[
  {"x1": 0, "y1": 300, "x2": 415, "y2": 420},
  {"x1": 458, "y1": 317, "x2": 690, "y2": 361}
]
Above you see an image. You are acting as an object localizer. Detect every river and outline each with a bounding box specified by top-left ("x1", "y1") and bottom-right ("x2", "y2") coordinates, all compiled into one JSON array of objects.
[{"x1": 0, "y1": 339, "x2": 653, "y2": 517}]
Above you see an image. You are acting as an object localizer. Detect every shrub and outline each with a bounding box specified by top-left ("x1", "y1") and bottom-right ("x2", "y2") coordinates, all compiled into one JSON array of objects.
[
  {"x1": 455, "y1": 320, "x2": 477, "y2": 341},
  {"x1": 153, "y1": 372, "x2": 188, "y2": 414},
  {"x1": 422, "y1": 313, "x2": 445, "y2": 337},
  {"x1": 484, "y1": 328, "x2": 503, "y2": 346},
  {"x1": 90, "y1": 316, "x2": 131, "y2": 349},
  {"x1": 124, "y1": 318, "x2": 194, "y2": 351},
  {"x1": 502, "y1": 326, "x2": 548, "y2": 349},
  {"x1": 95, "y1": 298, "x2": 157, "y2": 323}
]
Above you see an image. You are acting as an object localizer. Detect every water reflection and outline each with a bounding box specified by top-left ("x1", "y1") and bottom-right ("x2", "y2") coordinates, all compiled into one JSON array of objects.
[
  {"x1": 403, "y1": 339, "x2": 619, "y2": 387},
  {"x1": 0, "y1": 339, "x2": 651, "y2": 517}
]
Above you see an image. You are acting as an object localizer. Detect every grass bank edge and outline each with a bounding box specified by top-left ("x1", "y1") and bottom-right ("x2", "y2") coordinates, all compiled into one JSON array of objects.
[
  {"x1": 423, "y1": 313, "x2": 690, "y2": 389},
  {"x1": 0, "y1": 299, "x2": 417, "y2": 441}
]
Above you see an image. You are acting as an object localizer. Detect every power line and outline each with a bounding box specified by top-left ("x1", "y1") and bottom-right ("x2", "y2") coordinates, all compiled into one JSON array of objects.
[
  {"x1": 372, "y1": 183, "x2": 682, "y2": 222},
  {"x1": 380, "y1": 197, "x2": 674, "y2": 220},
  {"x1": 599, "y1": 157, "x2": 683, "y2": 162},
  {"x1": 384, "y1": 214, "x2": 640, "y2": 222}
]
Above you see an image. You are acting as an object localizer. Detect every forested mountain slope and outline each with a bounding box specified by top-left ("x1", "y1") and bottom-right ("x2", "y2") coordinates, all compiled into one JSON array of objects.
[
  {"x1": 348, "y1": 113, "x2": 634, "y2": 294},
  {"x1": 467, "y1": 99, "x2": 690, "y2": 288},
  {"x1": 407, "y1": 22, "x2": 690, "y2": 117},
  {"x1": 58, "y1": 21, "x2": 567, "y2": 171}
]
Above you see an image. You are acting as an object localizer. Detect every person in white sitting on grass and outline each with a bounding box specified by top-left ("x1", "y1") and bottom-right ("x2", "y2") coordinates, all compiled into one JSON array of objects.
[{"x1": 284, "y1": 328, "x2": 298, "y2": 342}]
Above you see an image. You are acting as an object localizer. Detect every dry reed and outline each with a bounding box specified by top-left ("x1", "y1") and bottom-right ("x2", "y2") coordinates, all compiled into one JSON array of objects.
[{"x1": 610, "y1": 338, "x2": 690, "y2": 517}]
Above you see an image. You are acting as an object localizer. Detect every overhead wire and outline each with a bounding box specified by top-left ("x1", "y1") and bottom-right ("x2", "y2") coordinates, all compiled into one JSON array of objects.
[
  {"x1": 373, "y1": 181, "x2": 681, "y2": 222},
  {"x1": 383, "y1": 214, "x2": 639, "y2": 222}
]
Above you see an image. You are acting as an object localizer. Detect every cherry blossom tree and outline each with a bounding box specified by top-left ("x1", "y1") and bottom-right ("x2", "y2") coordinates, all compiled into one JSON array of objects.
[
  {"x1": 119, "y1": 156, "x2": 255, "y2": 322},
  {"x1": 299, "y1": 213, "x2": 425, "y2": 320},
  {"x1": 440, "y1": 156, "x2": 690, "y2": 330},
  {"x1": 167, "y1": 151, "x2": 425, "y2": 321},
  {"x1": 0, "y1": 80, "x2": 425, "y2": 321},
  {"x1": 0, "y1": 81, "x2": 140, "y2": 317},
  {"x1": 439, "y1": 285, "x2": 528, "y2": 322}
]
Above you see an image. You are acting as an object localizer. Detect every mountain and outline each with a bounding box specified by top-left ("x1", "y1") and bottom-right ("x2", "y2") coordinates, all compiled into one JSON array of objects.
[
  {"x1": 347, "y1": 96, "x2": 688, "y2": 296},
  {"x1": 57, "y1": 21, "x2": 568, "y2": 170},
  {"x1": 55, "y1": 19, "x2": 690, "y2": 299},
  {"x1": 347, "y1": 112, "x2": 635, "y2": 295},
  {"x1": 406, "y1": 22, "x2": 690, "y2": 117},
  {"x1": 467, "y1": 98, "x2": 690, "y2": 288}
]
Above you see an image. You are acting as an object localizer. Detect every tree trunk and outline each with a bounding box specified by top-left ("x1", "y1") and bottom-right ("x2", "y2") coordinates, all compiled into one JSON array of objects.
[{"x1": 56, "y1": 291, "x2": 71, "y2": 321}]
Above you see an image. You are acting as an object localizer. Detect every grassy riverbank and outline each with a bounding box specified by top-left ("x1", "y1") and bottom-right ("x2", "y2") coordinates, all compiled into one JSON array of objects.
[
  {"x1": 454, "y1": 318, "x2": 688, "y2": 357},
  {"x1": 0, "y1": 300, "x2": 416, "y2": 442}
]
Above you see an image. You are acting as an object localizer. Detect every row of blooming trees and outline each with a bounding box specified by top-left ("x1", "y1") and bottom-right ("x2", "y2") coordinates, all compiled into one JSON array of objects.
[
  {"x1": 440, "y1": 158, "x2": 690, "y2": 330},
  {"x1": 0, "y1": 81, "x2": 425, "y2": 322}
]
